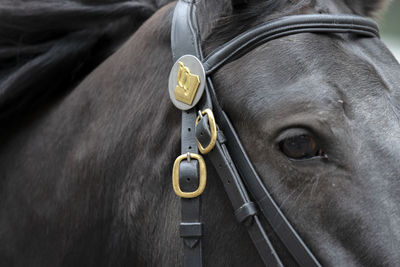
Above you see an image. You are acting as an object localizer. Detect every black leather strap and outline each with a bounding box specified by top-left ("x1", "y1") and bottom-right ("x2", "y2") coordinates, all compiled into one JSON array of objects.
[
  {"x1": 171, "y1": 1, "x2": 291, "y2": 265},
  {"x1": 171, "y1": 0, "x2": 203, "y2": 60},
  {"x1": 203, "y1": 14, "x2": 379, "y2": 74},
  {"x1": 179, "y1": 160, "x2": 203, "y2": 267},
  {"x1": 204, "y1": 78, "x2": 322, "y2": 267},
  {"x1": 171, "y1": 1, "x2": 203, "y2": 266},
  {"x1": 196, "y1": 116, "x2": 283, "y2": 267}
]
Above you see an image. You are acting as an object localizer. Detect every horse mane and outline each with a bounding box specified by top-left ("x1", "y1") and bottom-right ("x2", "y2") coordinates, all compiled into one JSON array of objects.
[{"x1": 0, "y1": 0, "x2": 157, "y2": 123}]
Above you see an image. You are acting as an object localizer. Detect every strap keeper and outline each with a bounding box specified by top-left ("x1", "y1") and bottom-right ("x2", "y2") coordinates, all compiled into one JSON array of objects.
[
  {"x1": 180, "y1": 222, "x2": 203, "y2": 237},
  {"x1": 234, "y1": 202, "x2": 258, "y2": 224}
]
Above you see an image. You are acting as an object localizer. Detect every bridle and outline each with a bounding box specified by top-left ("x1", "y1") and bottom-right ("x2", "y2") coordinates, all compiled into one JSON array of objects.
[{"x1": 168, "y1": 1, "x2": 380, "y2": 266}]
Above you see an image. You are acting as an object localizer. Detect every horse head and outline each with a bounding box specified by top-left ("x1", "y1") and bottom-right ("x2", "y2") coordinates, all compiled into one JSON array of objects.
[
  {"x1": 1, "y1": 0, "x2": 399, "y2": 266},
  {"x1": 194, "y1": 0, "x2": 400, "y2": 265}
]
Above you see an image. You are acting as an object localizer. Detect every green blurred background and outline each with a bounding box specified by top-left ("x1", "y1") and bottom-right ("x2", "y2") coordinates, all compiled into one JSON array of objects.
[{"x1": 381, "y1": 0, "x2": 400, "y2": 60}]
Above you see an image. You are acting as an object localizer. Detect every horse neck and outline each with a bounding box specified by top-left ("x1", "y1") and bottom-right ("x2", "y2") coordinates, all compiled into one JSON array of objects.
[{"x1": 73, "y1": 3, "x2": 192, "y2": 265}]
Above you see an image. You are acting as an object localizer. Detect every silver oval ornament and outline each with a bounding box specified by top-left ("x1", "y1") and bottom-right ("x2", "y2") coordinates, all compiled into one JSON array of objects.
[{"x1": 168, "y1": 55, "x2": 205, "y2": 110}]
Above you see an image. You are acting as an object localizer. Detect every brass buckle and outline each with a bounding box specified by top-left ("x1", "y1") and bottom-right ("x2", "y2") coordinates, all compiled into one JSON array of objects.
[
  {"x1": 172, "y1": 153, "x2": 207, "y2": 198},
  {"x1": 195, "y1": 109, "x2": 217, "y2": 154}
]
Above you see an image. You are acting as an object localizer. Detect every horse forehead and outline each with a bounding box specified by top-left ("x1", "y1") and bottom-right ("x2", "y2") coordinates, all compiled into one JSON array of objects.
[
  {"x1": 215, "y1": 33, "x2": 400, "y2": 121},
  {"x1": 337, "y1": 38, "x2": 400, "y2": 99},
  {"x1": 329, "y1": 38, "x2": 400, "y2": 122}
]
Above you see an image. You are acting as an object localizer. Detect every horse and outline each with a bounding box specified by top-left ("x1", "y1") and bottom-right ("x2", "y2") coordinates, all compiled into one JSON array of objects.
[{"x1": 1, "y1": 0, "x2": 400, "y2": 266}]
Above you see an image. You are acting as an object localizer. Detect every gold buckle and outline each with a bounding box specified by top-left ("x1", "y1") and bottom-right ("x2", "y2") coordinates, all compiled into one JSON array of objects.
[
  {"x1": 195, "y1": 109, "x2": 217, "y2": 154},
  {"x1": 172, "y1": 153, "x2": 207, "y2": 198}
]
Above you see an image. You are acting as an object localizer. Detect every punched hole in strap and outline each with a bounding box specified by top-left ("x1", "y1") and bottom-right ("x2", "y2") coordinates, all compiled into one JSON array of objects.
[
  {"x1": 179, "y1": 159, "x2": 199, "y2": 192},
  {"x1": 234, "y1": 202, "x2": 258, "y2": 224}
]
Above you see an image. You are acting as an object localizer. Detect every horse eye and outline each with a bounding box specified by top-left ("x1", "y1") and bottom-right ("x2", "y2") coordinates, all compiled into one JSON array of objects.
[{"x1": 279, "y1": 134, "x2": 323, "y2": 159}]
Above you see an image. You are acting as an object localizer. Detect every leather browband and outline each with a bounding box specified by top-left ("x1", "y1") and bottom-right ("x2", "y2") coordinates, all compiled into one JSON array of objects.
[
  {"x1": 170, "y1": 1, "x2": 380, "y2": 266},
  {"x1": 203, "y1": 14, "x2": 379, "y2": 74}
]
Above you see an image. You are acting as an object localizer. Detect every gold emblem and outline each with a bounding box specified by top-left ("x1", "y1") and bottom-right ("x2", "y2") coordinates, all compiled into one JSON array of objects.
[{"x1": 174, "y1": 62, "x2": 200, "y2": 105}]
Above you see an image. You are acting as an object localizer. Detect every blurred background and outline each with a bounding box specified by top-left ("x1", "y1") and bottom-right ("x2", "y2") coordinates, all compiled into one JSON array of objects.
[{"x1": 381, "y1": 0, "x2": 400, "y2": 61}]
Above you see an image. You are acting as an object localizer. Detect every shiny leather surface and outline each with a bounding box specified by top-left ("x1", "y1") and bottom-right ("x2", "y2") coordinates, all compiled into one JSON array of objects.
[
  {"x1": 203, "y1": 14, "x2": 379, "y2": 74},
  {"x1": 171, "y1": 1, "x2": 203, "y2": 267}
]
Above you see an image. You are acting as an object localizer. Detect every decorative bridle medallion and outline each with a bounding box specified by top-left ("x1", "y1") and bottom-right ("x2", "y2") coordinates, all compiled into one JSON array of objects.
[
  {"x1": 169, "y1": 55, "x2": 205, "y2": 110},
  {"x1": 175, "y1": 62, "x2": 200, "y2": 105}
]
